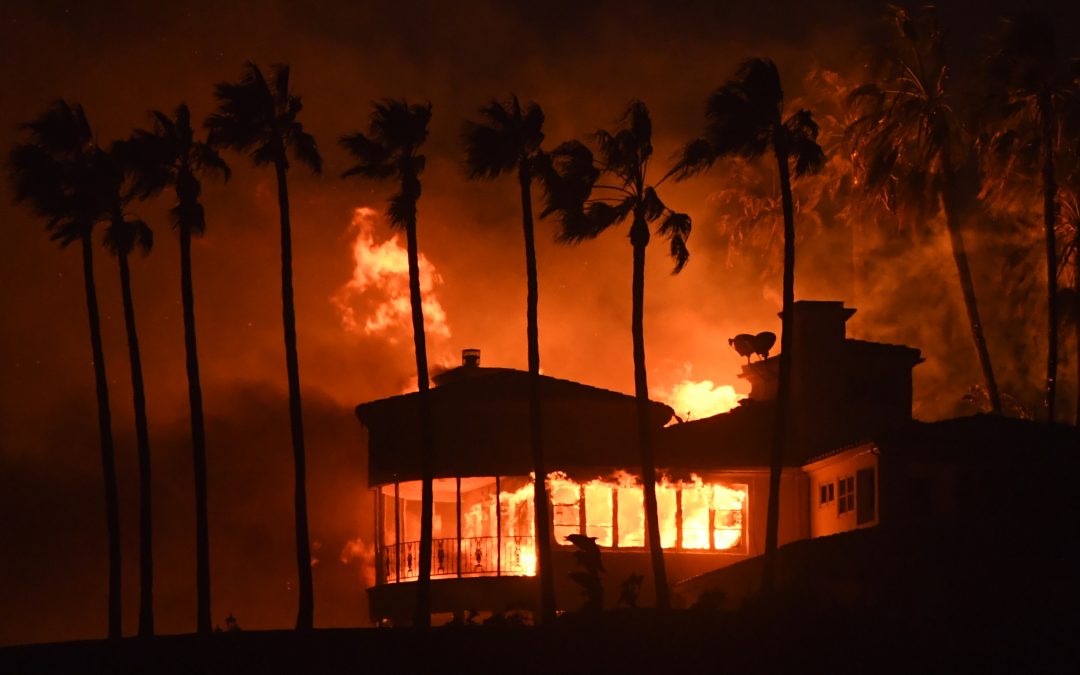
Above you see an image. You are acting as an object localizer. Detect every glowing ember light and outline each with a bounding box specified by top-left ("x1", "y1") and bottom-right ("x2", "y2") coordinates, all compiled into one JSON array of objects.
[
  {"x1": 663, "y1": 380, "x2": 746, "y2": 421},
  {"x1": 333, "y1": 206, "x2": 450, "y2": 340}
]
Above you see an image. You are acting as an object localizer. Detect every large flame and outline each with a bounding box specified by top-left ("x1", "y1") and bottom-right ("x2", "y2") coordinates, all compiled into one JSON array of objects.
[
  {"x1": 333, "y1": 207, "x2": 450, "y2": 341},
  {"x1": 663, "y1": 379, "x2": 746, "y2": 421}
]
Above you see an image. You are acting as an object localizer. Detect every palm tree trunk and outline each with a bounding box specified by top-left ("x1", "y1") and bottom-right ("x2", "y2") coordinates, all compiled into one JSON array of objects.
[
  {"x1": 630, "y1": 215, "x2": 669, "y2": 609},
  {"x1": 939, "y1": 153, "x2": 1002, "y2": 414},
  {"x1": 81, "y1": 233, "x2": 122, "y2": 639},
  {"x1": 762, "y1": 150, "x2": 795, "y2": 594},
  {"x1": 273, "y1": 159, "x2": 314, "y2": 631},
  {"x1": 1041, "y1": 106, "x2": 1059, "y2": 422},
  {"x1": 180, "y1": 221, "x2": 212, "y2": 634},
  {"x1": 403, "y1": 185, "x2": 434, "y2": 629},
  {"x1": 519, "y1": 162, "x2": 555, "y2": 623},
  {"x1": 117, "y1": 250, "x2": 154, "y2": 637}
]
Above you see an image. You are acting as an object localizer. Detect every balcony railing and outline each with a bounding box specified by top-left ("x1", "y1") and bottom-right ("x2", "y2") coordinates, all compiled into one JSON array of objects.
[{"x1": 379, "y1": 536, "x2": 534, "y2": 583}]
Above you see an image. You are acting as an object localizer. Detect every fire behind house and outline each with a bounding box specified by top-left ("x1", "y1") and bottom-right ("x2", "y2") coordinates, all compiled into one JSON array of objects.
[{"x1": 354, "y1": 301, "x2": 1078, "y2": 625}]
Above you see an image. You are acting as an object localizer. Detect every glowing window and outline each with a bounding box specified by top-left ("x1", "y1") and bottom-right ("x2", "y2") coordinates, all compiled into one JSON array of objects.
[
  {"x1": 549, "y1": 476, "x2": 581, "y2": 544},
  {"x1": 584, "y1": 483, "x2": 613, "y2": 547},
  {"x1": 617, "y1": 485, "x2": 645, "y2": 547}
]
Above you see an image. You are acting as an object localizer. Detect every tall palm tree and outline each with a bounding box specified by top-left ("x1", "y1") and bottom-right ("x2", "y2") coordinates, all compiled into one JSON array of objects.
[
  {"x1": 541, "y1": 100, "x2": 691, "y2": 609},
  {"x1": 8, "y1": 100, "x2": 123, "y2": 639},
  {"x1": 461, "y1": 95, "x2": 556, "y2": 623},
  {"x1": 340, "y1": 99, "x2": 435, "y2": 627},
  {"x1": 673, "y1": 58, "x2": 824, "y2": 594},
  {"x1": 116, "y1": 104, "x2": 230, "y2": 633},
  {"x1": 984, "y1": 11, "x2": 1080, "y2": 421},
  {"x1": 99, "y1": 162, "x2": 156, "y2": 637},
  {"x1": 205, "y1": 62, "x2": 322, "y2": 630},
  {"x1": 847, "y1": 6, "x2": 1003, "y2": 414}
]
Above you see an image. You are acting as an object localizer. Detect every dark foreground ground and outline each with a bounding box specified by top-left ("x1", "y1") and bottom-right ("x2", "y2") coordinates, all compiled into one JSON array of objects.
[{"x1": 3, "y1": 602, "x2": 1077, "y2": 674}]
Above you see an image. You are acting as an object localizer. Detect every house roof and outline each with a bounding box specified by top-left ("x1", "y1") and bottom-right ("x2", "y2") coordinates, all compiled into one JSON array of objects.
[
  {"x1": 356, "y1": 366, "x2": 671, "y2": 424},
  {"x1": 876, "y1": 414, "x2": 1080, "y2": 464},
  {"x1": 657, "y1": 399, "x2": 799, "y2": 470},
  {"x1": 357, "y1": 367, "x2": 675, "y2": 485}
]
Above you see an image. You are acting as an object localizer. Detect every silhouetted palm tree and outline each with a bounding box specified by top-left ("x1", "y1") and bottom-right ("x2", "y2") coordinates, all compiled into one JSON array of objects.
[
  {"x1": 8, "y1": 100, "x2": 123, "y2": 639},
  {"x1": 673, "y1": 58, "x2": 824, "y2": 594},
  {"x1": 847, "y1": 6, "x2": 1003, "y2": 413},
  {"x1": 205, "y1": 62, "x2": 322, "y2": 630},
  {"x1": 116, "y1": 104, "x2": 230, "y2": 633},
  {"x1": 340, "y1": 99, "x2": 435, "y2": 627},
  {"x1": 461, "y1": 95, "x2": 556, "y2": 623},
  {"x1": 100, "y1": 159, "x2": 156, "y2": 637},
  {"x1": 984, "y1": 11, "x2": 1080, "y2": 421},
  {"x1": 541, "y1": 100, "x2": 691, "y2": 609}
]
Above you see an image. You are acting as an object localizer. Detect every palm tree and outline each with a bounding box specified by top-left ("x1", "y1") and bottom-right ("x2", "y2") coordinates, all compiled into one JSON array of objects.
[
  {"x1": 846, "y1": 6, "x2": 1003, "y2": 414},
  {"x1": 9, "y1": 101, "x2": 123, "y2": 639},
  {"x1": 461, "y1": 95, "x2": 556, "y2": 623},
  {"x1": 984, "y1": 11, "x2": 1080, "y2": 421},
  {"x1": 673, "y1": 58, "x2": 824, "y2": 593},
  {"x1": 116, "y1": 104, "x2": 230, "y2": 633},
  {"x1": 541, "y1": 100, "x2": 692, "y2": 609},
  {"x1": 99, "y1": 161, "x2": 156, "y2": 637},
  {"x1": 205, "y1": 62, "x2": 322, "y2": 630},
  {"x1": 340, "y1": 99, "x2": 435, "y2": 627}
]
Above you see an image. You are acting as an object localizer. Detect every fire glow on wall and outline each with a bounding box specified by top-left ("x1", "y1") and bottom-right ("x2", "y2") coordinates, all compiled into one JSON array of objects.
[{"x1": 374, "y1": 473, "x2": 748, "y2": 584}]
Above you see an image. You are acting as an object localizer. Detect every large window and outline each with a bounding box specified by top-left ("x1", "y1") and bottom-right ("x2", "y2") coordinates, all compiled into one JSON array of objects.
[
  {"x1": 550, "y1": 473, "x2": 747, "y2": 552},
  {"x1": 374, "y1": 472, "x2": 749, "y2": 586}
]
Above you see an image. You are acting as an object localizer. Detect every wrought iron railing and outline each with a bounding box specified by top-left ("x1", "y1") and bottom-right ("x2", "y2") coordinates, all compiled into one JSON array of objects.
[{"x1": 378, "y1": 536, "x2": 534, "y2": 583}]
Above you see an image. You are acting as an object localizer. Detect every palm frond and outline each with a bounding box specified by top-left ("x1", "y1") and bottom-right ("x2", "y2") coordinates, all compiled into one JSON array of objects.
[
  {"x1": 193, "y1": 142, "x2": 231, "y2": 182},
  {"x1": 784, "y1": 109, "x2": 826, "y2": 177},
  {"x1": 536, "y1": 140, "x2": 599, "y2": 223},
  {"x1": 288, "y1": 126, "x2": 322, "y2": 175},
  {"x1": 104, "y1": 216, "x2": 154, "y2": 257},
  {"x1": 669, "y1": 137, "x2": 717, "y2": 180},
  {"x1": 462, "y1": 115, "x2": 520, "y2": 179},
  {"x1": 558, "y1": 197, "x2": 632, "y2": 243},
  {"x1": 641, "y1": 186, "x2": 666, "y2": 221}
]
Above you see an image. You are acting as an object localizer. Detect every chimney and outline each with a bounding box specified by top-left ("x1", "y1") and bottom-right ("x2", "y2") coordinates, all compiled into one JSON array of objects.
[
  {"x1": 462, "y1": 348, "x2": 481, "y2": 368},
  {"x1": 741, "y1": 301, "x2": 855, "y2": 402}
]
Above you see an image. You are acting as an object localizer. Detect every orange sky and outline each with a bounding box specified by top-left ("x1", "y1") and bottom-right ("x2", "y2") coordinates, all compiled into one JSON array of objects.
[{"x1": 1, "y1": 0, "x2": 1076, "y2": 646}]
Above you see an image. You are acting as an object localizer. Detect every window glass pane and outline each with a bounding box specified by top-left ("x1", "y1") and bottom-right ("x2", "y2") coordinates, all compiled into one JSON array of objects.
[
  {"x1": 656, "y1": 483, "x2": 678, "y2": 549},
  {"x1": 499, "y1": 476, "x2": 536, "y2": 576},
  {"x1": 711, "y1": 483, "x2": 746, "y2": 550},
  {"x1": 681, "y1": 483, "x2": 710, "y2": 549},
  {"x1": 398, "y1": 480, "x2": 423, "y2": 542},
  {"x1": 460, "y1": 477, "x2": 497, "y2": 539},
  {"x1": 617, "y1": 485, "x2": 645, "y2": 547},
  {"x1": 584, "y1": 483, "x2": 613, "y2": 547},
  {"x1": 432, "y1": 478, "x2": 458, "y2": 541},
  {"x1": 380, "y1": 488, "x2": 397, "y2": 547},
  {"x1": 548, "y1": 474, "x2": 580, "y2": 545}
]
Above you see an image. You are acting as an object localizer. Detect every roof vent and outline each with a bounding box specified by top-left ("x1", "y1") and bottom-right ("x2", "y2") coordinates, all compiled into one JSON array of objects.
[{"x1": 462, "y1": 348, "x2": 481, "y2": 368}]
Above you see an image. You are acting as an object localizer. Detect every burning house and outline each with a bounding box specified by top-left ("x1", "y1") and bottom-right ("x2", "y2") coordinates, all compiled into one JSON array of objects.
[{"x1": 354, "y1": 300, "x2": 1075, "y2": 623}]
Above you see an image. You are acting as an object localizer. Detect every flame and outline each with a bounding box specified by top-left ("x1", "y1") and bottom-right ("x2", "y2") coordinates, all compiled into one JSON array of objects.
[
  {"x1": 333, "y1": 207, "x2": 450, "y2": 341},
  {"x1": 662, "y1": 380, "x2": 746, "y2": 421}
]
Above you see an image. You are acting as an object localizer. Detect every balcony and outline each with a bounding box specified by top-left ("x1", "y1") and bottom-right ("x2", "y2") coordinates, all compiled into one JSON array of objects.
[{"x1": 378, "y1": 535, "x2": 535, "y2": 583}]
